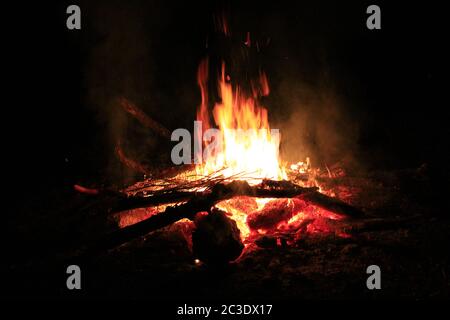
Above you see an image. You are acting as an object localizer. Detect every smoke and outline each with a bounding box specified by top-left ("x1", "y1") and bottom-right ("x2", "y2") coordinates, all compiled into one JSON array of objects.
[
  {"x1": 84, "y1": 0, "x2": 174, "y2": 183},
  {"x1": 83, "y1": 1, "x2": 364, "y2": 183},
  {"x1": 256, "y1": 7, "x2": 364, "y2": 172},
  {"x1": 273, "y1": 76, "x2": 360, "y2": 170}
]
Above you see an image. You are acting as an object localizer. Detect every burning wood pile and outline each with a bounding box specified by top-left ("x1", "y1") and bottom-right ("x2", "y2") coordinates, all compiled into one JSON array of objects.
[
  {"x1": 74, "y1": 53, "x2": 366, "y2": 264},
  {"x1": 73, "y1": 20, "x2": 409, "y2": 266},
  {"x1": 75, "y1": 163, "x2": 365, "y2": 264}
]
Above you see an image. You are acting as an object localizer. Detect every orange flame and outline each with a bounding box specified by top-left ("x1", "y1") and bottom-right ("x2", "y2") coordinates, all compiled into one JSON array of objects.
[{"x1": 195, "y1": 60, "x2": 286, "y2": 184}]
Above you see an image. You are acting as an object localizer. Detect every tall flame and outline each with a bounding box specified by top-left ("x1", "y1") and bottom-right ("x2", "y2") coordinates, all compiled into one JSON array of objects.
[{"x1": 196, "y1": 60, "x2": 286, "y2": 184}]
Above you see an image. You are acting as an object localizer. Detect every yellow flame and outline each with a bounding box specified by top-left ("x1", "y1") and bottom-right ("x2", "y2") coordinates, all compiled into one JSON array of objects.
[{"x1": 196, "y1": 61, "x2": 286, "y2": 184}]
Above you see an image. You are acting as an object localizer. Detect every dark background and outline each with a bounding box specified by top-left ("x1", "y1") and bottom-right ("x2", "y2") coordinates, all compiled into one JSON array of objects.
[
  {"x1": 4, "y1": 0, "x2": 448, "y2": 189},
  {"x1": 2, "y1": 0, "x2": 448, "y2": 300}
]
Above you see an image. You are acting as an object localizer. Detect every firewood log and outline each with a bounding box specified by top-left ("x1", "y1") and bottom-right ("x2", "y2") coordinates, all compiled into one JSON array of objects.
[
  {"x1": 192, "y1": 209, "x2": 244, "y2": 264},
  {"x1": 79, "y1": 180, "x2": 363, "y2": 257}
]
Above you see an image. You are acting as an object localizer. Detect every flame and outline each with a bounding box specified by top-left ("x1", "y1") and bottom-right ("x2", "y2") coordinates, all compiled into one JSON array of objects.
[
  {"x1": 195, "y1": 60, "x2": 286, "y2": 184},
  {"x1": 117, "y1": 51, "x2": 347, "y2": 251},
  {"x1": 112, "y1": 19, "x2": 355, "y2": 262}
]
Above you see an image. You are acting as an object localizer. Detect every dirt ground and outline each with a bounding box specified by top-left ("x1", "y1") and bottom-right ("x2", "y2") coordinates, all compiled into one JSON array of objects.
[{"x1": 4, "y1": 164, "x2": 450, "y2": 300}]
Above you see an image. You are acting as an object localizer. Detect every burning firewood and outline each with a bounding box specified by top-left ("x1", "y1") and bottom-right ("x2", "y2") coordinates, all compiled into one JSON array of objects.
[
  {"x1": 78, "y1": 179, "x2": 363, "y2": 258},
  {"x1": 298, "y1": 191, "x2": 364, "y2": 218},
  {"x1": 247, "y1": 198, "x2": 303, "y2": 230}
]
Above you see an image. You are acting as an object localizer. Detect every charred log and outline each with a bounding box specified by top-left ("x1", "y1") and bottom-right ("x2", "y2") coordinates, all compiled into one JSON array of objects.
[
  {"x1": 298, "y1": 191, "x2": 364, "y2": 218},
  {"x1": 81, "y1": 181, "x2": 315, "y2": 255},
  {"x1": 247, "y1": 198, "x2": 305, "y2": 230},
  {"x1": 79, "y1": 180, "x2": 364, "y2": 257},
  {"x1": 112, "y1": 180, "x2": 318, "y2": 212},
  {"x1": 192, "y1": 209, "x2": 244, "y2": 265}
]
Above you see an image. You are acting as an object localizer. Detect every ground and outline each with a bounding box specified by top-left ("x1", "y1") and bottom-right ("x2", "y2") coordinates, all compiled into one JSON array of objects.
[{"x1": 4, "y1": 164, "x2": 450, "y2": 300}]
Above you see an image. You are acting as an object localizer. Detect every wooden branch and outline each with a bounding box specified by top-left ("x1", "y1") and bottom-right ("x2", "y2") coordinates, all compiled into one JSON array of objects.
[
  {"x1": 112, "y1": 190, "x2": 194, "y2": 212},
  {"x1": 298, "y1": 191, "x2": 364, "y2": 218},
  {"x1": 113, "y1": 180, "x2": 318, "y2": 212},
  {"x1": 118, "y1": 97, "x2": 171, "y2": 138},
  {"x1": 82, "y1": 180, "x2": 318, "y2": 255},
  {"x1": 115, "y1": 140, "x2": 152, "y2": 175}
]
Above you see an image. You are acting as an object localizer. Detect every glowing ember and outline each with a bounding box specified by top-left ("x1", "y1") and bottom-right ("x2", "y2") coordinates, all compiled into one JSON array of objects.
[{"x1": 116, "y1": 207, "x2": 159, "y2": 228}]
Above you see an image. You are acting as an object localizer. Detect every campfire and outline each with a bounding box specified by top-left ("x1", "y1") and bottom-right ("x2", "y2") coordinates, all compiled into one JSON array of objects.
[
  {"x1": 5, "y1": 2, "x2": 446, "y2": 302},
  {"x1": 75, "y1": 17, "x2": 365, "y2": 265}
]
